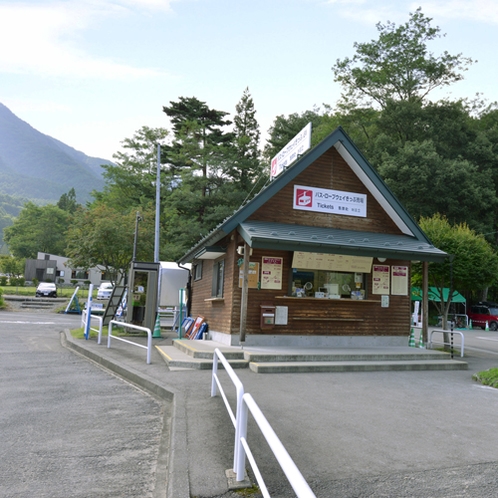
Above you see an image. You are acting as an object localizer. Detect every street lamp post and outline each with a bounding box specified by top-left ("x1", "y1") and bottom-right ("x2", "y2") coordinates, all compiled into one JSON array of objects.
[{"x1": 132, "y1": 211, "x2": 142, "y2": 262}]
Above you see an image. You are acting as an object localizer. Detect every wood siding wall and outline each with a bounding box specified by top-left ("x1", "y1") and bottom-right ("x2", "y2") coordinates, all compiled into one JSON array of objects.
[
  {"x1": 250, "y1": 148, "x2": 401, "y2": 234},
  {"x1": 189, "y1": 147, "x2": 413, "y2": 338}
]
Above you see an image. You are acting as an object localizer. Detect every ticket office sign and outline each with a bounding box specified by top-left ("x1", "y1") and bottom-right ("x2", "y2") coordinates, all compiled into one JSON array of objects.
[{"x1": 293, "y1": 184, "x2": 367, "y2": 218}]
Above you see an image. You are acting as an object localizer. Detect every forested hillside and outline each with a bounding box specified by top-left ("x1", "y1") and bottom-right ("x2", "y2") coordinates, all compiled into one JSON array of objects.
[
  {"x1": 0, "y1": 103, "x2": 111, "y2": 246},
  {"x1": 0, "y1": 103, "x2": 108, "y2": 204}
]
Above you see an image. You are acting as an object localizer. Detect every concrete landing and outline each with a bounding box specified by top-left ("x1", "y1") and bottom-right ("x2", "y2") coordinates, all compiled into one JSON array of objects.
[{"x1": 155, "y1": 339, "x2": 468, "y2": 373}]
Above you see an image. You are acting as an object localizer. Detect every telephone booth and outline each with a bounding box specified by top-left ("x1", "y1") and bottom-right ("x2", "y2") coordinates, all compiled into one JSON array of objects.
[{"x1": 127, "y1": 261, "x2": 160, "y2": 332}]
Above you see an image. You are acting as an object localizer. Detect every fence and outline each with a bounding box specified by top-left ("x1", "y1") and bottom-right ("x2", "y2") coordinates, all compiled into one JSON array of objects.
[
  {"x1": 211, "y1": 348, "x2": 316, "y2": 498},
  {"x1": 81, "y1": 310, "x2": 104, "y2": 344},
  {"x1": 429, "y1": 329, "x2": 465, "y2": 357},
  {"x1": 107, "y1": 320, "x2": 152, "y2": 364}
]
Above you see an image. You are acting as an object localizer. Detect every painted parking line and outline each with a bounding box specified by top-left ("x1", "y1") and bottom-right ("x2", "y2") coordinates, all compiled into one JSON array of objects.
[{"x1": 0, "y1": 320, "x2": 56, "y2": 324}]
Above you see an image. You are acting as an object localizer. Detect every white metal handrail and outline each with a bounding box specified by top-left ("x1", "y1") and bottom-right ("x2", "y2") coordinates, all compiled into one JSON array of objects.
[
  {"x1": 211, "y1": 349, "x2": 245, "y2": 472},
  {"x1": 211, "y1": 348, "x2": 316, "y2": 497},
  {"x1": 237, "y1": 393, "x2": 316, "y2": 498},
  {"x1": 429, "y1": 329, "x2": 465, "y2": 357},
  {"x1": 107, "y1": 320, "x2": 152, "y2": 364},
  {"x1": 81, "y1": 310, "x2": 104, "y2": 344}
]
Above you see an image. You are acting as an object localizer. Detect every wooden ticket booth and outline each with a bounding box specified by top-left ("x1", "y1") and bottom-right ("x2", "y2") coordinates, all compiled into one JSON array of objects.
[{"x1": 178, "y1": 127, "x2": 446, "y2": 347}]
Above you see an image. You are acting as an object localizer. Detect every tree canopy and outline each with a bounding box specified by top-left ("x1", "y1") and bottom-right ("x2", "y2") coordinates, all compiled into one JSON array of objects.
[
  {"x1": 413, "y1": 214, "x2": 498, "y2": 326},
  {"x1": 332, "y1": 8, "x2": 473, "y2": 109}
]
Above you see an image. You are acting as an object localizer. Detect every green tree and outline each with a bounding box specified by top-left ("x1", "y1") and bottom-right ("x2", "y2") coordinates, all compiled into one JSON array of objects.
[
  {"x1": 65, "y1": 204, "x2": 156, "y2": 282},
  {"x1": 332, "y1": 7, "x2": 473, "y2": 109},
  {"x1": 0, "y1": 255, "x2": 25, "y2": 281},
  {"x1": 162, "y1": 96, "x2": 233, "y2": 197},
  {"x1": 160, "y1": 96, "x2": 240, "y2": 259},
  {"x1": 3, "y1": 202, "x2": 70, "y2": 258},
  {"x1": 229, "y1": 87, "x2": 264, "y2": 191},
  {"x1": 413, "y1": 214, "x2": 498, "y2": 328},
  {"x1": 57, "y1": 188, "x2": 79, "y2": 213},
  {"x1": 96, "y1": 126, "x2": 169, "y2": 210},
  {"x1": 378, "y1": 138, "x2": 497, "y2": 234}
]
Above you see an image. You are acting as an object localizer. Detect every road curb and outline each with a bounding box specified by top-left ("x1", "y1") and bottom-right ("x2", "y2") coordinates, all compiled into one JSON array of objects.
[{"x1": 60, "y1": 329, "x2": 190, "y2": 498}]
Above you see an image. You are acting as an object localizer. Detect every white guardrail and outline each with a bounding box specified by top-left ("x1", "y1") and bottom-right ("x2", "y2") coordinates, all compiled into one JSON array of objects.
[
  {"x1": 81, "y1": 310, "x2": 104, "y2": 344},
  {"x1": 211, "y1": 348, "x2": 316, "y2": 498},
  {"x1": 107, "y1": 320, "x2": 152, "y2": 364},
  {"x1": 429, "y1": 329, "x2": 465, "y2": 357}
]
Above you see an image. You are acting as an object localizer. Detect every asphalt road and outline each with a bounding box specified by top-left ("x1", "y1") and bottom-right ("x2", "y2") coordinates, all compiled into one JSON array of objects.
[{"x1": 0, "y1": 311, "x2": 169, "y2": 498}]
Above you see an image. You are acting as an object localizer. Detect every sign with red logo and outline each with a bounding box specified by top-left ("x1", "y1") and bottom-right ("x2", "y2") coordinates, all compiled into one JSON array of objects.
[
  {"x1": 295, "y1": 188, "x2": 313, "y2": 208},
  {"x1": 293, "y1": 185, "x2": 367, "y2": 217}
]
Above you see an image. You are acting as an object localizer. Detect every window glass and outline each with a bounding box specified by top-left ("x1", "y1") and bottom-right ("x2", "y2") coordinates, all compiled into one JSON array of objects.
[
  {"x1": 291, "y1": 269, "x2": 366, "y2": 299},
  {"x1": 211, "y1": 260, "x2": 224, "y2": 297},
  {"x1": 194, "y1": 261, "x2": 203, "y2": 281}
]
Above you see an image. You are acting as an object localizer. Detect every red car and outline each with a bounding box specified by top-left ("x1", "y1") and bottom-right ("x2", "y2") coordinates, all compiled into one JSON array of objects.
[{"x1": 468, "y1": 302, "x2": 498, "y2": 331}]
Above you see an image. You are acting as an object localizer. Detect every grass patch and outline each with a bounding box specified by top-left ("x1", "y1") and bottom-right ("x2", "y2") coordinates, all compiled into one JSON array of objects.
[
  {"x1": 70, "y1": 326, "x2": 144, "y2": 340},
  {"x1": 70, "y1": 327, "x2": 98, "y2": 340},
  {"x1": 472, "y1": 368, "x2": 498, "y2": 388}
]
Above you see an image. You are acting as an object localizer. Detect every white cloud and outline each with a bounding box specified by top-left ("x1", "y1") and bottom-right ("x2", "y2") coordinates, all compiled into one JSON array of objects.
[
  {"x1": 415, "y1": 0, "x2": 498, "y2": 24},
  {"x1": 0, "y1": 1, "x2": 171, "y2": 79},
  {"x1": 324, "y1": 0, "x2": 498, "y2": 25}
]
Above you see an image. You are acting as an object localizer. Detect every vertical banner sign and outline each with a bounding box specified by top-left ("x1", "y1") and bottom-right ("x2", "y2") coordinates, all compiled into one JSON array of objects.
[
  {"x1": 391, "y1": 266, "x2": 409, "y2": 296},
  {"x1": 372, "y1": 265, "x2": 390, "y2": 295},
  {"x1": 261, "y1": 257, "x2": 283, "y2": 290},
  {"x1": 270, "y1": 123, "x2": 312, "y2": 179},
  {"x1": 84, "y1": 283, "x2": 94, "y2": 340}
]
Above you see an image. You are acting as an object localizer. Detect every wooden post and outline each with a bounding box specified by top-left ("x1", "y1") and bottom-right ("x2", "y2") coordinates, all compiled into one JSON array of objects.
[
  {"x1": 422, "y1": 261, "x2": 429, "y2": 344},
  {"x1": 239, "y1": 243, "x2": 250, "y2": 345}
]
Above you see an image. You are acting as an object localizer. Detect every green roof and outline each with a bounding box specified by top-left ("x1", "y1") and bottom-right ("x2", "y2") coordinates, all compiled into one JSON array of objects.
[{"x1": 178, "y1": 127, "x2": 448, "y2": 264}]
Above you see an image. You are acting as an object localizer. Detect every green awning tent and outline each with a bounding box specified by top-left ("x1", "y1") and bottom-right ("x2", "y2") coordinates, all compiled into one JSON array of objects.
[{"x1": 411, "y1": 287, "x2": 466, "y2": 304}]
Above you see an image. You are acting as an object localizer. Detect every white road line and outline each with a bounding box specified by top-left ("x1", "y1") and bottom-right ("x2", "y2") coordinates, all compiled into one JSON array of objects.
[{"x1": 0, "y1": 320, "x2": 56, "y2": 324}]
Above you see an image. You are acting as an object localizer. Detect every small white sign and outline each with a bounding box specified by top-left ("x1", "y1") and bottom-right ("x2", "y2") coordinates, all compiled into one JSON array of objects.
[
  {"x1": 270, "y1": 123, "x2": 312, "y2": 179},
  {"x1": 293, "y1": 185, "x2": 367, "y2": 217},
  {"x1": 275, "y1": 306, "x2": 288, "y2": 325}
]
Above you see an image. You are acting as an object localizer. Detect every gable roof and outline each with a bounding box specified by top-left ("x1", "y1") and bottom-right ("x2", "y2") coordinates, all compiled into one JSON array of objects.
[{"x1": 178, "y1": 126, "x2": 448, "y2": 264}]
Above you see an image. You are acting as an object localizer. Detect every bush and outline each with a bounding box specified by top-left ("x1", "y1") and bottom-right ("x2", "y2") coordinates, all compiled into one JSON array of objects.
[
  {"x1": 0, "y1": 276, "x2": 7, "y2": 286},
  {"x1": 0, "y1": 287, "x2": 4, "y2": 308},
  {"x1": 33, "y1": 278, "x2": 39, "y2": 287}
]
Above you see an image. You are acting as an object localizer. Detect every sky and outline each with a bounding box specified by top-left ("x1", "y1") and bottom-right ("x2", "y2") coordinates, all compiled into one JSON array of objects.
[{"x1": 2, "y1": 0, "x2": 498, "y2": 161}]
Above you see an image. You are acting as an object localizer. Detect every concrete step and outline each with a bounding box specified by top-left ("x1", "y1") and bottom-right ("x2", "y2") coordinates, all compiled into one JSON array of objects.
[
  {"x1": 243, "y1": 350, "x2": 452, "y2": 363},
  {"x1": 156, "y1": 345, "x2": 248, "y2": 371},
  {"x1": 249, "y1": 359, "x2": 468, "y2": 374},
  {"x1": 21, "y1": 301, "x2": 57, "y2": 308},
  {"x1": 162, "y1": 339, "x2": 468, "y2": 373},
  {"x1": 173, "y1": 339, "x2": 245, "y2": 360}
]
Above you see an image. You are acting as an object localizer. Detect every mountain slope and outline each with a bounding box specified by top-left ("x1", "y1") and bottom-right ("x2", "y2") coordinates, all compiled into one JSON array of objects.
[{"x1": 0, "y1": 103, "x2": 109, "y2": 204}]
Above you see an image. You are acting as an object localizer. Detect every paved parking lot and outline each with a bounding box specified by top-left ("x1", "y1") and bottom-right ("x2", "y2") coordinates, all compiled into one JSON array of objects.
[{"x1": 0, "y1": 311, "x2": 169, "y2": 498}]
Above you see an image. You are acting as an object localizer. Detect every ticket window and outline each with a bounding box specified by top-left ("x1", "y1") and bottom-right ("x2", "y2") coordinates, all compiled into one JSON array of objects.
[{"x1": 291, "y1": 269, "x2": 367, "y2": 299}]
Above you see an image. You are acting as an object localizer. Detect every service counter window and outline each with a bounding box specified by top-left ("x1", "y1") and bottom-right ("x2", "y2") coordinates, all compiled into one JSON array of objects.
[{"x1": 291, "y1": 269, "x2": 367, "y2": 299}]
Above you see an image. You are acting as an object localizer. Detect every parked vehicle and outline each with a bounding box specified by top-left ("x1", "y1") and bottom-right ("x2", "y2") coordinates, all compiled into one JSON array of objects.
[
  {"x1": 36, "y1": 282, "x2": 57, "y2": 298},
  {"x1": 97, "y1": 282, "x2": 114, "y2": 300},
  {"x1": 468, "y1": 301, "x2": 498, "y2": 331}
]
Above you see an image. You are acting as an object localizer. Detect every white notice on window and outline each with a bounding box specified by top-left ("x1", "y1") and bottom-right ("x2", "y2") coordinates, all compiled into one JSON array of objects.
[{"x1": 391, "y1": 266, "x2": 409, "y2": 296}]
